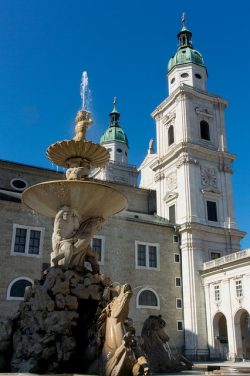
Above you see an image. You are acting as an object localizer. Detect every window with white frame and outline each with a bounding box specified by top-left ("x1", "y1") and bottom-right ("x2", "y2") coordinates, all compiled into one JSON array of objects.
[
  {"x1": 173, "y1": 235, "x2": 179, "y2": 243},
  {"x1": 176, "y1": 298, "x2": 182, "y2": 308},
  {"x1": 235, "y1": 279, "x2": 243, "y2": 297},
  {"x1": 214, "y1": 284, "x2": 220, "y2": 301},
  {"x1": 7, "y1": 277, "x2": 33, "y2": 300},
  {"x1": 174, "y1": 253, "x2": 180, "y2": 263},
  {"x1": 175, "y1": 277, "x2": 182, "y2": 287},
  {"x1": 91, "y1": 236, "x2": 105, "y2": 265},
  {"x1": 136, "y1": 288, "x2": 160, "y2": 309},
  {"x1": 206, "y1": 201, "x2": 218, "y2": 222},
  {"x1": 135, "y1": 241, "x2": 159, "y2": 270},
  {"x1": 11, "y1": 224, "x2": 44, "y2": 257},
  {"x1": 168, "y1": 125, "x2": 175, "y2": 146},
  {"x1": 177, "y1": 321, "x2": 183, "y2": 331},
  {"x1": 169, "y1": 204, "x2": 176, "y2": 224}
]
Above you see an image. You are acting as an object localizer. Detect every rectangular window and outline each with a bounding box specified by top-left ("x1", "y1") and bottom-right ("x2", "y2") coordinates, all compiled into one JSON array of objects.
[
  {"x1": 169, "y1": 204, "x2": 176, "y2": 224},
  {"x1": 14, "y1": 228, "x2": 27, "y2": 253},
  {"x1": 176, "y1": 298, "x2": 182, "y2": 308},
  {"x1": 174, "y1": 254, "x2": 180, "y2": 263},
  {"x1": 28, "y1": 230, "x2": 41, "y2": 255},
  {"x1": 149, "y1": 246, "x2": 157, "y2": 268},
  {"x1": 175, "y1": 277, "x2": 181, "y2": 287},
  {"x1": 11, "y1": 224, "x2": 44, "y2": 257},
  {"x1": 91, "y1": 236, "x2": 105, "y2": 265},
  {"x1": 207, "y1": 201, "x2": 218, "y2": 222},
  {"x1": 173, "y1": 235, "x2": 179, "y2": 243},
  {"x1": 214, "y1": 285, "x2": 220, "y2": 301},
  {"x1": 236, "y1": 279, "x2": 243, "y2": 297},
  {"x1": 177, "y1": 321, "x2": 183, "y2": 331},
  {"x1": 137, "y1": 244, "x2": 146, "y2": 267},
  {"x1": 135, "y1": 241, "x2": 159, "y2": 270},
  {"x1": 211, "y1": 252, "x2": 221, "y2": 260}
]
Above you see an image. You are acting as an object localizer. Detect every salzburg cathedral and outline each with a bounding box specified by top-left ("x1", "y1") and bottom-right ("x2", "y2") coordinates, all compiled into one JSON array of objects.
[{"x1": 0, "y1": 19, "x2": 249, "y2": 363}]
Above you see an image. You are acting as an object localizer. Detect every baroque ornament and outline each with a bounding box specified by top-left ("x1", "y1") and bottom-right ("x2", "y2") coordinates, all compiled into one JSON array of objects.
[
  {"x1": 201, "y1": 166, "x2": 217, "y2": 188},
  {"x1": 176, "y1": 153, "x2": 199, "y2": 168},
  {"x1": 166, "y1": 172, "x2": 177, "y2": 191}
]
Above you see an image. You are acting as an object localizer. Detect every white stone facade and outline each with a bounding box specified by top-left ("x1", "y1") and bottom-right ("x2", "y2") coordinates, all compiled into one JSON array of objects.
[
  {"x1": 202, "y1": 249, "x2": 250, "y2": 360},
  {"x1": 139, "y1": 29, "x2": 247, "y2": 358}
]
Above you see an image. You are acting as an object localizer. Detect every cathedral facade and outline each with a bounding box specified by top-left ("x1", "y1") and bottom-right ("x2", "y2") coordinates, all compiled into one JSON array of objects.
[{"x1": 0, "y1": 21, "x2": 249, "y2": 361}]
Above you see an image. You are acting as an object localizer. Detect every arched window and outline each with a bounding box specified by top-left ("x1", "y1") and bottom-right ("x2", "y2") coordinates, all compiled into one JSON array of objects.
[
  {"x1": 168, "y1": 125, "x2": 174, "y2": 146},
  {"x1": 7, "y1": 277, "x2": 33, "y2": 300},
  {"x1": 200, "y1": 120, "x2": 210, "y2": 141},
  {"x1": 137, "y1": 288, "x2": 160, "y2": 309}
]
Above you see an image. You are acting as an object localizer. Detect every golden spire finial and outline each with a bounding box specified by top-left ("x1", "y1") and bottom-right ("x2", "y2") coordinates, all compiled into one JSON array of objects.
[{"x1": 181, "y1": 12, "x2": 186, "y2": 28}]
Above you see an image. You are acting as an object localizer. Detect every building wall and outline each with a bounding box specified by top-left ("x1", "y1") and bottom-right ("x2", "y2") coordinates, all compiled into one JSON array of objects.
[{"x1": 0, "y1": 160, "x2": 184, "y2": 350}]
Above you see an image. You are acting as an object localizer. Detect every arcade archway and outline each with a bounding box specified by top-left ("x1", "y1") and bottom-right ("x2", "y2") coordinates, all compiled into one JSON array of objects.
[
  {"x1": 213, "y1": 312, "x2": 228, "y2": 360},
  {"x1": 234, "y1": 309, "x2": 250, "y2": 360}
]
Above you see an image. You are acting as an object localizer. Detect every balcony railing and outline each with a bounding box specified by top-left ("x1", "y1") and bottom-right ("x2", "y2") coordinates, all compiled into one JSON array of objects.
[{"x1": 203, "y1": 249, "x2": 250, "y2": 270}]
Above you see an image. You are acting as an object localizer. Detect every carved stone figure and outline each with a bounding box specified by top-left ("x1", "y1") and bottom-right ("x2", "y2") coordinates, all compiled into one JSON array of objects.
[
  {"x1": 52, "y1": 206, "x2": 80, "y2": 265},
  {"x1": 51, "y1": 206, "x2": 104, "y2": 271},
  {"x1": 99, "y1": 284, "x2": 150, "y2": 376},
  {"x1": 141, "y1": 315, "x2": 192, "y2": 373}
]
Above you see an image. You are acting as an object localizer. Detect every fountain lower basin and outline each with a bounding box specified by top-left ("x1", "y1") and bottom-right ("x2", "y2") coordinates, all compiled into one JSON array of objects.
[{"x1": 22, "y1": 180, "x2": 127, "y2": 218}]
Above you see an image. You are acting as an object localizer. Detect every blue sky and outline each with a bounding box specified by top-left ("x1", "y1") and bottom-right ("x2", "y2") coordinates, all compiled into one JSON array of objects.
[{"x1": 0, "y1": 0, "x2": 250, "y2": 247}]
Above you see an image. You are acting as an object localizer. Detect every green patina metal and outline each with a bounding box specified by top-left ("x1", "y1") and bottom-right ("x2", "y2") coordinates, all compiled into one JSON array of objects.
[
  {"x1": 168, "y1": 24, "x2": 205, "y2": 73},
  {"x1": 100, "y1": 98, "x2": 129, "y2": 146}
]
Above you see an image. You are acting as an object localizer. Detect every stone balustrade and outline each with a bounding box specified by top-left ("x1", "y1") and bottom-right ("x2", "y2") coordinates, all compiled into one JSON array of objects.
[{"x1": 203, "y1": 249, "x2": 250, "y2": 270}]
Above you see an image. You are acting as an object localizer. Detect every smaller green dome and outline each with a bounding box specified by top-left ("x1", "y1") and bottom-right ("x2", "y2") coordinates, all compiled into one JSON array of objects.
[
  {"x1": 100, "y1": 126, "x2": 128, "y2": 146},
  {"x1": 100, "y1": 98, "x2": 129, "y2": 146},
  {"x1": 167, "y1": 24, "x2": 205, "y2": 73}
]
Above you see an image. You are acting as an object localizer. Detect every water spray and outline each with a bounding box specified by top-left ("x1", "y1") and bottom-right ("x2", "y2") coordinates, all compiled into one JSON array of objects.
[{"x1": 80, "y1": 71, "x2": 91, "y2": 110}]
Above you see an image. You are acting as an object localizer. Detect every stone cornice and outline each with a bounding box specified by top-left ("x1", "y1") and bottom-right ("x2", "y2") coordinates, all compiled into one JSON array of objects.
[
  {"x1": 201, "y1": 187, "x2": 221, "y2": 196},
  {"x1": 178, "y1": 222, "x2": 246, "y2": 238},
  {"x1": 195, "y1": 107, "x2": 213, "y2": 118},
  {"x1": 150, "y1": 142, "x2": 236, "y2": 171},
  {"x1": 151, "y1": 84, "x2": 228, "y2": 119}
]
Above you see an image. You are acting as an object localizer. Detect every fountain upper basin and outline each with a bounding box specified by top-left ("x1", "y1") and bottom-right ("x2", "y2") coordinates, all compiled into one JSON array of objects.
[{"x1": 22, "y1": 180, "x2": 127, "y2": 218}]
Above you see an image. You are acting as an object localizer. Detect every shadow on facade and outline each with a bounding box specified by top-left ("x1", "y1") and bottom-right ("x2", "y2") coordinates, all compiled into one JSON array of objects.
[{"x1": 182, "y1": 330, "x2": 210, "y2": 362}]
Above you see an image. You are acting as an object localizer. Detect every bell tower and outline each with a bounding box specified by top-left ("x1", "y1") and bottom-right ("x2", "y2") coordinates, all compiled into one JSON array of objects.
[
  {"x1": 167, "y1": 14, "x2": 207, "y2": 94},
  {"x1": 92, "y1": 98, "x2": 138, "y2": 185},
  {"x1": 140, "y1": 16, "x2": 245, "y2": 359}
]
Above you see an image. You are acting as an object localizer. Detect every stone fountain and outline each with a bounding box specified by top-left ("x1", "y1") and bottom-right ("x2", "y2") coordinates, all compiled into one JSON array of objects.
[
  {"x1": 0, "y1": 74, "x2": 193, "y2": 375},
  {"x1": 0, "y1": 75, "x2": 150, "y2": 375}
]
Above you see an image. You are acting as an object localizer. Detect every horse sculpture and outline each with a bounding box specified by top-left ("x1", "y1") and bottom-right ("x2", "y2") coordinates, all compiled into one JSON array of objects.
[
  {"x1": 141, "y1": 315, "x2": 192, "y2": 373},
  {"x1": 98, "y1": 284, "x2": 150, "y2": 376}
]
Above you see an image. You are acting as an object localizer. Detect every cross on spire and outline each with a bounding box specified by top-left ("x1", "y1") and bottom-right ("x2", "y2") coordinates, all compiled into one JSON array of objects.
[{"x1": 181, "y1": 12, "x2": 186, "y2": 28}]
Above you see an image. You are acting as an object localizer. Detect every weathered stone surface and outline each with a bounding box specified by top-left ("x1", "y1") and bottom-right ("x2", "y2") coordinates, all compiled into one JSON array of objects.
[
  {"x1": 0, "y1": 265, "x2": 153, "y2": 375},
  {"x1": 55, "y1": 293, "x2": 65, "y2": 309},
  {"x1": 65, "y1": 295, "x2": 78, "y2": 310},
  {"x1": 51, "y1": 279, "x2": 70, "y2": 295}
]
